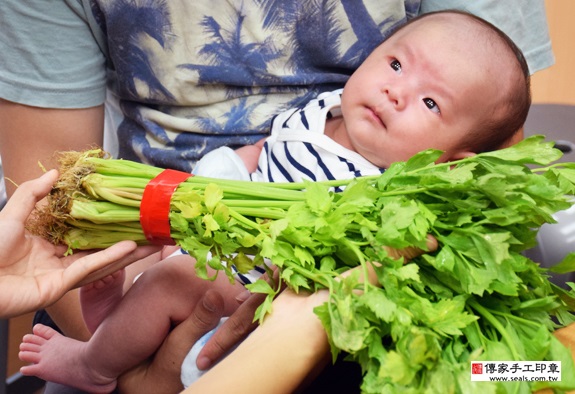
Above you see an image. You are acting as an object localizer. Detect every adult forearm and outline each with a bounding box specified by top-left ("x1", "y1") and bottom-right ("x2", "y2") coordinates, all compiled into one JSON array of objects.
[
  {"x1": 186, "y1": 289, "x2": 331, "y2": 394},
  {"x1": 185, "y1": 243, "x2": 438, "y2": 393},
  {"x1": 0, "y1": 100, "x2": 105, "y2": 197}
]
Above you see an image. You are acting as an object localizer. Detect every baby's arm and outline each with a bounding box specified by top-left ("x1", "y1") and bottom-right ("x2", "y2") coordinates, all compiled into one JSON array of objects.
[{"x1": 233, "y1": 138, "x2": 266, "y2": 173}]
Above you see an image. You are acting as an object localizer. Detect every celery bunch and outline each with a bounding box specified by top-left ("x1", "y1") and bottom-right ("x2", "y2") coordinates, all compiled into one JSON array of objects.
[{"x1": 31, "y1": 136, "x2": 575, "y2": 393}]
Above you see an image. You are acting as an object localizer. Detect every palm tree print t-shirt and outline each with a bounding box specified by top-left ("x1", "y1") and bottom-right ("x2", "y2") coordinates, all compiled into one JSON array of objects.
[{"x1": 92, "y1": 0, "x2": 420, "y2": 170}]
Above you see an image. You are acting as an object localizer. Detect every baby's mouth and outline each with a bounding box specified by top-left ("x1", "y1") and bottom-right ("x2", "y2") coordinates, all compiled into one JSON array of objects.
[{"x1": 368, "y1": 106, "x2": 386, "y2": 128}]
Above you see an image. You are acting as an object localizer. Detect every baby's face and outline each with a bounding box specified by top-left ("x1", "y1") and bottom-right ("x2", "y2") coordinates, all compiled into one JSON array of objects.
[{"x1": 339, "y1": 14, "x2": 512, "y2": 168}]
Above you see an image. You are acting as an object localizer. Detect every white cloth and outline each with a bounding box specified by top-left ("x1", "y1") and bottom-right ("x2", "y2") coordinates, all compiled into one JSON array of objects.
[
  {"x1": 192, "y1": 146, "x2": 251, "y2": 181},
  {"x1": 181, "y1": 317, "x2": 242, "y2": 388}
]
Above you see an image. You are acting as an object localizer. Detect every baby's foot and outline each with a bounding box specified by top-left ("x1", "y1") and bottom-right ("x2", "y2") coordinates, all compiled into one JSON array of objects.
[
  {"x1": 19, "y1": 324, "x2": 117, "y2": 393},
  {"x1": 81, "y1": 269, "x2": 126, "y2": 333}
]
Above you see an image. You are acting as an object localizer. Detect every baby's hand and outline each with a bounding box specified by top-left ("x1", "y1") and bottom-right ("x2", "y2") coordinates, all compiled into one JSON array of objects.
[{"x1": 234, "y1": 138, "x2": 266, "y2": 173}]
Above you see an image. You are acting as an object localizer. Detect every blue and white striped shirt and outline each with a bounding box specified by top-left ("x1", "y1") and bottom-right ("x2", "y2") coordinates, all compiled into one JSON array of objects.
[{"x1": 251, "y1": 89, "x2": 384, "y2": 186}]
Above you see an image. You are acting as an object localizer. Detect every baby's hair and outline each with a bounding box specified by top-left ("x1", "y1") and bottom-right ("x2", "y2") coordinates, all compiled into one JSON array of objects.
[{"x1": 391, "y1": 10, "x2": 532, "y2": 153}]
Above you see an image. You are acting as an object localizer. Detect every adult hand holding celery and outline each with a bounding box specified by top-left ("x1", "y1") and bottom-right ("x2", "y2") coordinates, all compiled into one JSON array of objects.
[{"x1": 28, "y1": 136, "x2": 575, "y2": 393}]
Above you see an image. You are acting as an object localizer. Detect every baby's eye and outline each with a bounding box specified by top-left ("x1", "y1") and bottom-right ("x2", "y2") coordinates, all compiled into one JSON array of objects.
[
  {"x1": 423, "y1": 98, "x2": 440, "y2": 114},
  {"x1": 390, "y1": 59, "x2": 402, "y2": 73}
]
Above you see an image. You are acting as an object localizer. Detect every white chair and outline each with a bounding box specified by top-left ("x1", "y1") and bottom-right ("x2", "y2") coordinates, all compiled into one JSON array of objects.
[{"x1": 522, "y1": 104, "x2": 575, "y2": 287}]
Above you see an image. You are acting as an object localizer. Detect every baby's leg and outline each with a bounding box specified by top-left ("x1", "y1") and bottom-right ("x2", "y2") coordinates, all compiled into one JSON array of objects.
[
  {"x1": 80, "y1": 269, "x2": 125, "y2": 334},
  {"x1": 21, "y1": 253, "x2": 245, "y2": 392},
  {"x1": 87, "y1": 254, "x2": 245, "y2": 376},
  {"x1": 80, "y1": 247, "x2": 168, "y2": 335}
]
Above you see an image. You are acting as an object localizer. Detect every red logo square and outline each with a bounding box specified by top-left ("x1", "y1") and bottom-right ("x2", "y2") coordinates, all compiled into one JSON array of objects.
[{"x1": 472, "y1": 363, "x2": 483, "y2": 374}]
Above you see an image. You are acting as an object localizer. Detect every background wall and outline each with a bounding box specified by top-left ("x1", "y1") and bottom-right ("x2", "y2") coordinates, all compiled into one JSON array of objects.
[{"x1": 531, "y1": 0, "x2": 575, "y2": 105}]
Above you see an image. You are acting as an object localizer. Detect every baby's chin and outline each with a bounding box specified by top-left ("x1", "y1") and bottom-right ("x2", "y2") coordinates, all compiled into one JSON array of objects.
[{"x1": 366, "y1": 157, "x2": 390, "y2": 169}]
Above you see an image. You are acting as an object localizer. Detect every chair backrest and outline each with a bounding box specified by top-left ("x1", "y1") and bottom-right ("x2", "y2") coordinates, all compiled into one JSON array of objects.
[
  {"x1": 522, "y1": 104, "x2": 575, "y2": 287},
  {"x1": 524, "y1": 104, "x2": 575, "y2": 162}
]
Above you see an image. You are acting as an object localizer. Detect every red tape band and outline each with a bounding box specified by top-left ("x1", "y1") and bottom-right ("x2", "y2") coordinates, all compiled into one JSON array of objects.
[{"x1": 140, "y1": 169, "x2": 192, "y2": 245}]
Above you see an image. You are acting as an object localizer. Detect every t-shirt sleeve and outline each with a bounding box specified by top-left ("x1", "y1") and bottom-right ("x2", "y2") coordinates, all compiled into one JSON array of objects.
[
  {"x1": 418, "y1": 0, "x2": 555, "y2": 74},
  {"x1": 0, "y1": 0, "x2": 107, "y2": 108}
]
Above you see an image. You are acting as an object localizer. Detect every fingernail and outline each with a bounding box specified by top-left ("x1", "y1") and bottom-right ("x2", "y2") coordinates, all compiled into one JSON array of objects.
[
  {"x1": 235, "y1": 290, "x2": 251, "y2": 303},
  {"x1": 202, "y1": 295, "x2": 217, "y2": 312},
  {"x1": 197, "y1": 356, "x2": 211, "y2": 371}
]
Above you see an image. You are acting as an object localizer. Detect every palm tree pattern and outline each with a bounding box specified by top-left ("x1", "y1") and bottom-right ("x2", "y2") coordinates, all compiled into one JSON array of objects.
[{"x1": 90, "y1": 0, "x2": 420, "y2": 171}]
